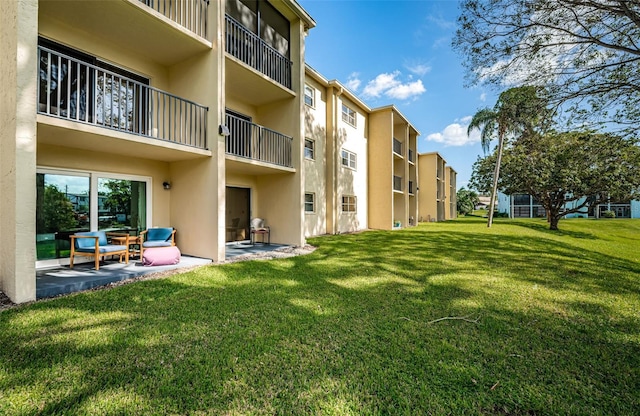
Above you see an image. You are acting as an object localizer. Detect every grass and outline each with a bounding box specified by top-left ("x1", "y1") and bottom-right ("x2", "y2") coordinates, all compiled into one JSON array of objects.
[{"x1": 2, "y1": 217, "x2": 639, "y2": 415}]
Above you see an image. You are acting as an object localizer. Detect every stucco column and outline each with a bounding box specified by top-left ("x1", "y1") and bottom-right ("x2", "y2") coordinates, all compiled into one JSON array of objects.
[{"x1": 0, "y1": 0, "x2": 38, "y2": 303}]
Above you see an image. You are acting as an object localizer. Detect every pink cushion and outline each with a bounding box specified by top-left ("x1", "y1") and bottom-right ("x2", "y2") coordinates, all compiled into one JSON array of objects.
[{"x1": 143, "y1": 246, "x2": 181, "y2": 266}]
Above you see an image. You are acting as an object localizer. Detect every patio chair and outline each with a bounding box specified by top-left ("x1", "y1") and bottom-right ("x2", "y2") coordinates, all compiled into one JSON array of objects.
[
  {"x1": 139, "y1": 227, "x2": 176, "y2": 258},
  {"x1": 69, "y1": 231, "x2": 130, "y2": 270},
  {"x1": 250, "y1": 218, "x2": 270, "y2": 245}
]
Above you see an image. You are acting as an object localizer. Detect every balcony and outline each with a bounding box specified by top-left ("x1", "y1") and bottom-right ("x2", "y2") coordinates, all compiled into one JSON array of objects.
[
  {"x1": 409, "y1": 181, "x2": 415, "y2": 194},
  {"x1": 393, "y1": 138, "x2": 403, "y2": 156},
  {"x1": 225, "y1": 113, "x2": 293, "y2": 168},
  {"x1": 39, "y1": 0, "x2": 212, "y2": 66},
  {"x1": 139, "y1": 0, "x2": 209, "y2": 38},
  {"x1": 38, "y1": 46, "x2": 208, "y2": 150},
  {"x1": 225, "y1": 15, "x2": 292, "y2": 90},
  {"x1": 393, "y1": 175, "x2": 403, "y2": 192},
  {"x1": 408, "y1": 149, "x2": 415, "y2": 163}
]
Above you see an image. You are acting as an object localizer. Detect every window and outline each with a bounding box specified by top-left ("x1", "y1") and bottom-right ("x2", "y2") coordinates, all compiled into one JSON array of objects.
[
  {"x1": 342, "y1": 195, "x2": 357, "y2": 213},
  {"x1": 304, "y1": 138, "x2": 315, "y2": 160},
  {"x1": 305, "y1": 193, "x2": 315, "y2": 213},
  {"x1": 342, "y1": 103, "x2": 356, "y2": 126},
  {"x1": 341, "y1": 149, "x2": 357, "y2": 170},
  {"x1": 304, "y1": 84, "x2": 315, "y2": 107}
]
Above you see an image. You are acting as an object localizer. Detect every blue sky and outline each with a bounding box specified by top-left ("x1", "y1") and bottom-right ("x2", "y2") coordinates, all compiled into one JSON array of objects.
[{"x1": 298, "y1": 0, "x2": 496, "y2": 189}]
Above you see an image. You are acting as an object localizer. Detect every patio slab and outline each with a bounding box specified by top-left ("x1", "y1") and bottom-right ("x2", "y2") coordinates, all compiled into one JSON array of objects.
[
  {"x1": 36, "y1": 256, "x2": 212, "y2": 299},
  {"x1": 35, "y1": 243, "x2": 291, "y2": 299}
]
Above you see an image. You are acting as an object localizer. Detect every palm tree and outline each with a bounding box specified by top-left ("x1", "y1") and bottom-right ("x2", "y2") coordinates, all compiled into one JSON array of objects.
[{"x1": 468, "y1": 86, "x2": 550, "y2": 227}]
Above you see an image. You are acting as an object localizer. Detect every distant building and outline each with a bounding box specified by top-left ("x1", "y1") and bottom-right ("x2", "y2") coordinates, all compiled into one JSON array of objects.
[{"x1": 497, "y1": 193, "x2": 640, "y2": 218}]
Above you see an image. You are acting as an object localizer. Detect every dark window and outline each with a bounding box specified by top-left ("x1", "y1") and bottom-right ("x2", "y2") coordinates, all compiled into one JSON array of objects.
[
  {"x1": 304, "y1": 139, "x2": 315, "y2": 160},
  {"x1": 226, "y1": 0, "x2": 290, "y2": 58},
  {"x1": 304, "y1": 193, "x2": 315, "y2": 213},
  {"x1": 513, "y1": 194, "x2": 531, "y2": 206}
]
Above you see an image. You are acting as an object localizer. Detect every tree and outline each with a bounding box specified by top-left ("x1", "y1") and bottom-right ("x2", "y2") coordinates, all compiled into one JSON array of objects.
[
  {"x1": 42, "y1": 184, "x2": 77, "y2": 233},
  {"x1": 470, "y1": 131, "x2": 640, "y2": 230},
  {"x1": 454, "y1": 0, "x2": 640, "y2": 137},
  {"x1": 468, "y1": 86, "x2": 551, "y2": 227},
  {"x1": 102, "y1": 179, "x2": 131, "y2": 217},
  {"x1": 457, "y1": 188, "x2": 480, "y2": 216}
]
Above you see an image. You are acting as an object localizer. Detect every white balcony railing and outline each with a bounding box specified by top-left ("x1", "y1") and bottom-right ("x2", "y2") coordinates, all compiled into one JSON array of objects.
[
  {"x1": 139, "y1": 0, "x2": 209, "y2": 38},
  {"x1": 38, "y1": 46, "x2": 208, "y2": 150}
]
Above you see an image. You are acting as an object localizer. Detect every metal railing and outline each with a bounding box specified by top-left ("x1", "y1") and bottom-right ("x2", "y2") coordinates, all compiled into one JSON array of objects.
[
  {"x1": 225, "y1": 113, "x2": 293, "y2": 168},
  {"x1": 408, "y1": 149, "x2": 415, "y2": 163},
  {"x1": 139, "y1": 0, "x2": 209, "y2": 38},
  {"x1": 393, "y1": 175, "x2": 403, "y2": 192},
  {"x1": 393, "y1": 138, "x2": 403, "y2": 155},
  {"x1": 225, "y1": 15, "x2": 292, "y2": 89},
  {"x1": 37, "y1": 46, "x2": 208, "y2": 150}
]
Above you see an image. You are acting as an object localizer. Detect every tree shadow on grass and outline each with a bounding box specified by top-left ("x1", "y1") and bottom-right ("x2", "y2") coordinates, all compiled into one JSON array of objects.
[
  {"x1": 1, "y1": 225, "x2": 639, "y2": 414},
  {"x1": 510, "y1": 219, "x2": 599, "y2": 239}
]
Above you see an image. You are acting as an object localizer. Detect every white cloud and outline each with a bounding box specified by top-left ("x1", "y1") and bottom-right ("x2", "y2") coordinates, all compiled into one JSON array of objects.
[
  {"x1": 426, "y1": 117, "x2": 481, "y2": 147},
  {"x1": 480, "y1": 92, "x2": 487, "y2": 102},
  {"x1": 386, "y1": 80, "x2": 426, "y2": 100},
  {"x1": 406, "y1": 63, "x2": 431, "y2": 76},
  {"x1": 346, "y1": 72, "x2": 361, "y2": 92},
  {"x1": 362, "y1": 71, "x2": 426, "y2": 101},
  {"x1": 363, "y1": 72, "x2": 401, "y2": 98}
]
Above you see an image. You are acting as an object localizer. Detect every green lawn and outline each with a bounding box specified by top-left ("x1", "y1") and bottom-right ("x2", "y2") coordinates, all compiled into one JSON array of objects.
[{"x1": 2, "y1": 217, "x2": 639, "y2": 415}]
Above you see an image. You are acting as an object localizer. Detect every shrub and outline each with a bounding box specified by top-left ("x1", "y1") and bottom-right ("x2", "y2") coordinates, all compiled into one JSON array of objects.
[{"x1": 602, "y1": 210, "x2": 616, "y2": 218}]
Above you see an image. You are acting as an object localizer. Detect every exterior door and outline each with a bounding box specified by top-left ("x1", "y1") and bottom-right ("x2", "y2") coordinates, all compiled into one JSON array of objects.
[{"x1": 225, "y1": 186, "x2": 251, "y2": 242}]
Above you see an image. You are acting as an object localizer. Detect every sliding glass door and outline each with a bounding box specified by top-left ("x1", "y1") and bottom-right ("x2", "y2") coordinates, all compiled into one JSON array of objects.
[
  {"x1": 36, "y1": 168, "x2": 151, "y2": 267},
  {"x1": 36, "y1": 172, "x2": 90, "y2": 263},
  {"x1": 97, "y1": 178, "x2": 147, "y2": 233}
]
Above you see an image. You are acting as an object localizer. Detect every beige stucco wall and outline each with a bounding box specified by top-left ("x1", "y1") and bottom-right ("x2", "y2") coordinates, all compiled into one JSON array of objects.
[
  {"x1": 335, "y1": 95, "x2": 368, "y2": 233},
  {"x1": 38, "y1": 17, "x2": 171, "y2": 93},
  {"x1": 303, "y1": 77, "x2": 328, "y2": 237},
  {"x1": 168, "y1": 3, "x2": 225, "y2": 261},
  {"x1": 0, "y1": 0, "x2": 38, "y2": 303},
  {"x1": 418, "y1": 152, "x2": 447, "y2": 222},
  {"x1": 368, "y1": 110, "x2": 393, "y2": 230}
]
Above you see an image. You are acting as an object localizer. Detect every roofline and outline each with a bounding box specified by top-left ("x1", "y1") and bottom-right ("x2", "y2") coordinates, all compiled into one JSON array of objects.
[
  {"x1": 286, "y1": 0, "x2": 316, "y2": 30},
  {"x1": 305, "y1": 65, "x2": 422, "y2": 135},
  {"x1": 305, "y1": 64, "x2": 371, "y2": 113},
  {"x1": 418, "y1": 151, "x2": 447, "y2": 164},
  {"x1": 370, "y1": 105, "x2": 421, "y2": 136}
]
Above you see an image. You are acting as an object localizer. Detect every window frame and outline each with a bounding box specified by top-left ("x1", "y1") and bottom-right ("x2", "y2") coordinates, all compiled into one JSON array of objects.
[
  {"x1": 304, "y1": 192, "x2": 315, "y2": 213},
  {"x1": 304, "y1": 84, "x2": 315, "y2": 107},
  {"x1": 341, "y1": 103, "x2": 356, "y2": 127},
  {"x1": 341, "y1": 195, "x2": 357, "y2": 213},
  {"x1": 341, "y1": 149, "x2": 357, "y2": 170},
  {"x1": 304, "y1": 138, "x2": 315, "y2": 160}
]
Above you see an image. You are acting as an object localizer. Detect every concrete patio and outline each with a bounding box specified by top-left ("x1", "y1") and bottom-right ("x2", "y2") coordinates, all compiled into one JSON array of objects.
[{"x1": 36, "y1": 243, "x2": 290, "y2": 299}]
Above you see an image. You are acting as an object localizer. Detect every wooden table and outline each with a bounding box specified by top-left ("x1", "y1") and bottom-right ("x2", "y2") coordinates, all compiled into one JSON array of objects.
[{"x1": 109, "y1": 235, "x2": 141, "y2": 257}]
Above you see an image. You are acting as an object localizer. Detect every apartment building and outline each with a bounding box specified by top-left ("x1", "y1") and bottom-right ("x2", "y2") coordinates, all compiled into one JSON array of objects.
[
  {"x1": 304, "y1": 67, "x2": 425, "y2": 235},
  {"x1": 368, "y1": 107, "x2": 420, "y2": 230},
  {"x1": 418, "y1": 152, "x2": 446, "y2": 222},
  {"x1": 1, "y1": 0, "x2": 315, "y2": 303},
  {"x1": 445, "y1": 166, "x2": 457, "y2": 220},
  {"x1": 303, "y1": 66, "x2": 369, "y2": 236}
]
